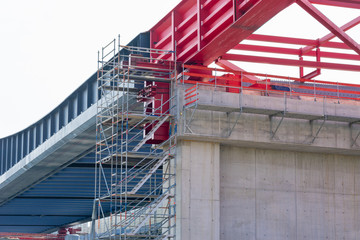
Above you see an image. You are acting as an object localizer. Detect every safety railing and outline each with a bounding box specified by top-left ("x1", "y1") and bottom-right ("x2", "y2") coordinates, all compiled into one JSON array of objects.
[{"x1": 181, "y1": 64, "x2": 360, "y2": 103}]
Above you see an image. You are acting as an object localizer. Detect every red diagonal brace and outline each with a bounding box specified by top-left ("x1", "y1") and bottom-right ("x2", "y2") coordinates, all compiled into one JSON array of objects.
[
  {"x1": 300, "y1": 47, "x2": 321, "y2": 80},
  {"x1": 297, "y1": 0, "x2": 360, "y2": 55},
  {"x1": 302, "y1": 16, "x2": 360, "y2": 54},
  {"x1": 215, "y1": 58, "x2": 260, "y2": 82}
]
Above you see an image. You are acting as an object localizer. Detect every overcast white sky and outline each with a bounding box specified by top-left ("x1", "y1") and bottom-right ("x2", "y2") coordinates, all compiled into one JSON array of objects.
[
  {"x1": 0, "y1": 0, "x2": 181, "y2": 137},
  {"x1": 0, "y1": 1, "x2": 359, "y2": 138}
]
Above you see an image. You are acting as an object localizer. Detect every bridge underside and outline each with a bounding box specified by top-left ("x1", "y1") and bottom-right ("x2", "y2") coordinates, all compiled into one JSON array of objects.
[
  {"x1": 0, "y1": 151, "x2": 96, "y2": 233},
  {"x1": 0, "y1": 105, "x2": 98, "y2": 233}
]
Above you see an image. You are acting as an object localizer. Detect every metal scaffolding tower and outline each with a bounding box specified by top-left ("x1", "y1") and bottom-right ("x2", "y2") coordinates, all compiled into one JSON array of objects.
[{"x1": 92, "y1": 37, "x2": 177, "y2": 239}]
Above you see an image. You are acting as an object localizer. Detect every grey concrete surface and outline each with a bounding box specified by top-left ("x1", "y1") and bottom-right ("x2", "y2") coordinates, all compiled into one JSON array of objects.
[
  {"x1": 220, "y1": 146, "x2": 360, "y2": 240},
  {"x1": 178, "y1": 87, "x2": 360, "y2": 155},
  {"x1": 176, "y1": 141, "x2": 220, "y2": 240},
  {"x1": 175, "y1": 87, "x2": 360, "y2": 240}
]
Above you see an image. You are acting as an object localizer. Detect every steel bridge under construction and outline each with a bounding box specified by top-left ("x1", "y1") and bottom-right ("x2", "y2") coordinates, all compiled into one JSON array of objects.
[{"x1": 1, "y1": 0, "x2": 360, "y2": 239}]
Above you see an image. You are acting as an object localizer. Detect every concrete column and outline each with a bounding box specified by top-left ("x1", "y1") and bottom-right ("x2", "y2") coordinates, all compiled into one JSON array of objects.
[{"x1": 176, "y1": 140, "x2": 220, "y2": 240}]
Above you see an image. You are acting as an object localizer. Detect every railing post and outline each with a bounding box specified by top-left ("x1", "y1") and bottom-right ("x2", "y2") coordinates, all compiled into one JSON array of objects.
[
  {"x1": 214, "y1": 67, "x2": 217, "y2": 90},
  {"x1": 289, "y1": 77, "x2": 292, "y2": 98},
  {"x1": 182, "y1": 65, "x2": 185, "y2": 85},
  {"x1": 337, "y1": 81, "x2": 340, "y2": 104},
  {"x1": 266, "y1": 74, "x2": 268, "y2": 96},
  {"x1": 313, "y1": 79, "x2": 316, "y2": 101},
  {"x1": 241, "y1": 71, "x2": 243, "y2": 93}
]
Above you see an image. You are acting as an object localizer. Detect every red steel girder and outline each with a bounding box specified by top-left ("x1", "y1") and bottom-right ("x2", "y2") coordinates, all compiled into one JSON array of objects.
[
  {"x1": 309, "y1": 0, "x2": 360, "y2": 9},
  {"x1": 187, "y1": 0, "x2": 295, "y2": 65},
  {"x1": 222, "y1": 53, "x2": 360, "y2": 71},
  {"x1": 236, "y1": 0, "x2": 261, "y2": 18},
  {"x1": 235, "y1": 44, "x2": 360, "y2": 61},
  {"x1": 151, "y1": 0, "x2": 236, "y2": 63},
  {"x1": 297, "y1": 0, "x2": 360, "y2": 55},
  {"x1": 301, "y1": 16, "x2": 360, "y2": 54},
  {"x1": 247, "y1": 34, "x2": 350, "y2": 49}
]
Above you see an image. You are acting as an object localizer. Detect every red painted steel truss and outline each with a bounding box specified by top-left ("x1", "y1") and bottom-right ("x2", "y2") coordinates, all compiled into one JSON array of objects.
[{"x1": 150, "y1": 0, "x2": 360, "y2": 81}]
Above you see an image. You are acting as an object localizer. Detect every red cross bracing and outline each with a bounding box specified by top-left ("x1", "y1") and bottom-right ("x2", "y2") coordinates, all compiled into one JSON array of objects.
[{"x1": 149, "y1": 0, "x2": 360, "y2": 84}]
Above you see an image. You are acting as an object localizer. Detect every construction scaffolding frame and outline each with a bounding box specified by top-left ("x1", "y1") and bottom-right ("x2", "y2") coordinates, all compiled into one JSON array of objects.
[{"x1": 92, "y1": 36, "x2": 177, "y2": 240}]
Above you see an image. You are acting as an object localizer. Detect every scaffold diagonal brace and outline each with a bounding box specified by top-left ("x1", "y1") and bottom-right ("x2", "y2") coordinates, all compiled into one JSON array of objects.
[
  {"x1": 132, "y1": 115, "x2": 170, "y2": 152},
  {"x1": 309, "y1": 116, "x2": 327, "y2": 144},
  {"x1": 270, "y1": 111, "x2": 285, "y2": 139},
  {"x1": 226, "y1": 91, "x2": 243, "y2": 137},
  {"x1": 128, "y1": 155, "x2": 169, "y2": 195},
  {"x1": 350, "y1": 122, "x2": 360, "y2": 147}
]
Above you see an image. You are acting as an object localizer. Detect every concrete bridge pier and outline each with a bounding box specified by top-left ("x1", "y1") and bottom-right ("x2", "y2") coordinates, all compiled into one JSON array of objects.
[{"x1": 176, "y1": 141, "x2": 220, "y2": 239}]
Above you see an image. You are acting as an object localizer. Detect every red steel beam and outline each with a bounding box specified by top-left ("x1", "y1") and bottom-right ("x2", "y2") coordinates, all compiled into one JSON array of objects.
[
  {"x1": 215, "y1": 58, "x2": 245, "y2": 72},
  {"x1": 297, "y1": 0, "x2": 360, "y2": 55},
  {"x1": 186, "y1": 0, "x2": 295, "y2": 65},
  {"x1": 215, "y1": 58, "x2": 261, "y2": 82},
  {"x1": 247, "y1": 34, "x2": 350, "y2": 49},
  {"x1": 236, "y1": 0, "x2": 261, "y2": 18},
  {"x1": 235, "y1": 44, "x2": 360, "y2": 61},
  {"x1": 222, "y1": 53, "x2": 360, "y2": 71},
  {"x1": 309, "y1": 0, "x2": 360, "y2": 9},
  {"x1": 302, "y1": 16, "x2": 360, "y2": 54}
]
